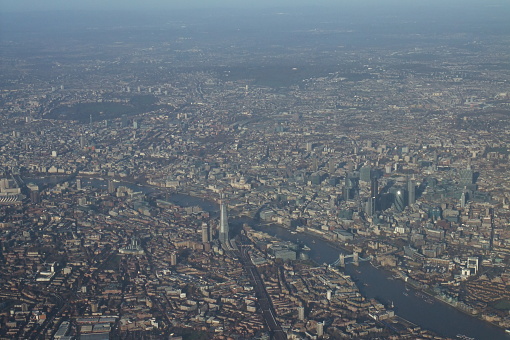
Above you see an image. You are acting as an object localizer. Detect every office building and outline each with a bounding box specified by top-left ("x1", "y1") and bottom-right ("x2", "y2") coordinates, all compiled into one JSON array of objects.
[
  {"x1": 370, "y1": 177, "x2": 378, "y2": 198},
  {"x1": 459, "y1": 166, "x2": 474, "y2": 186},
  {"x1": 360, "y1": 165, "x2": 371, "y2": 183},
  {"x1": 108, "y1": 180, "x2": 115, "y2": 194},
  {"x1": 202, "y1": 223, "x2": 210, "y2": 243},
  {"x1": 328, "y1": 159, "x2": 336, "y2": 174},
  {"x1": 30, "y1": 189, "x2": 40, "y2": 204},
  {"x1": 366, "y1": 196, "x2": 376, "y2": 216},
  {"x1": 312, "y1": 157, "x2": 319, "y2": 172},
  {"x1": 460, "y1": 192, "x2": 466, "y2": 209},
  {"x1": 393, "y1": 189, "x2": 406, "y2": 211},
  {"x1": 298, "y1": 306, "x2": 305, "y2": 321},
  {"x1": 80, "y1": 135, "x2": 86, "y2": 149},
  {"x1": 27, "y1": 182, "x2": 40, "y2": 204},
  {"x1": 170, "y1": 252, "x2": 177, "y2": 266},
  {"x1": 343, "y1": 175, "x2": 352, "y2": 201},
  {"x1": 408, "y1": 179, "x2": 416, "y2": 205},
  {"x1": 317, "y1": 321, "x2": 324, "y2": 337}
]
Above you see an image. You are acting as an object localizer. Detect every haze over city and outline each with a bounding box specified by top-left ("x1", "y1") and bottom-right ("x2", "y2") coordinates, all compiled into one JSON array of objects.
[{"x1": 0, "y1": 1, "x2": 510, "y2": 340}]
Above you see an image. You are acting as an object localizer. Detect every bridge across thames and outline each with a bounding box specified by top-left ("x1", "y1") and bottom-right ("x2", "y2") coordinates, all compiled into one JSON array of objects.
[{"x1": 331, "y1": 252, "x2": 371, "y2": 267}]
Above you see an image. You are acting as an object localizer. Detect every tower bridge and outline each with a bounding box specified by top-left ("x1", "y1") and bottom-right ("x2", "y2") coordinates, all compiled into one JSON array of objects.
[{"x1": 331, "y1": 252, "x2": 372, "y2": 267}]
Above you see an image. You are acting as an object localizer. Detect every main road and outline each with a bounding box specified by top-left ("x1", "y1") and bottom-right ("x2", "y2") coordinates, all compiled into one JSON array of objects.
[{"x1": 234, "y1": 240, "x2": 287, "y2": 340}]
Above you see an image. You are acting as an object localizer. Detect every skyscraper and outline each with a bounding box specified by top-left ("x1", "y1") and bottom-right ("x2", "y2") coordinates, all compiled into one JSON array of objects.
[
  {"x1": 394, "y1": 189, "x2": 405, "y2": 212},
  {"x1": 312, "y1": 157, "x2": 319, "y2": 172},
  {"x1": 360, "y1": 165, "x2": 371, "y2": 183},
  {"x1": 460, "y1": 192, "x2": 466, "y2": 209},
  {"x1": 365, "y1": 176, "x2": 378, "y2": 215},
  {"x1": 27, "y1": 183, "x2": 40, "y2": 204},
  {"x1": 30, "y1": 189, "x2": 40, "y2": 204},
  {"x1": 219, "y1": 197, "x2": 229, "y2": 245},
  {"x1": 201, "y1": 223, "x2": 210, "y2": 243},
  {"x1": 366, "y1": 196, "x2": 376, "y2": 217},
  {"x1": 328, "y1": 159, "x2": 336, "y2": 174},
  {"x1": 170, "y1": 252, "x2": 177, "y2": 266},
  {"x1": 370, "y1": 177, "x2": 378, "y2": 198},
  {"x1": 489, "y1": 208, "x2": 495, "y2": 251},
  {"x1": 121, "y1": 114, "x2": 128, "y2": 128},
  {"x1": 108, "y1": 180, "x2": 115, "y2": 194},
  {"x1": 80, "y1": 135, "x2": 86, "y2": 149},
  {"x1": 298, "y1": 306, "x2": 305, "y2": 321},
  {"x1": 343, "y1": 175, "x2": 352, "y2": 201},
  {"x1": 317, "y1": 321, "x2": 324, "y2": 337},
  {"x1": 459, "y1": 165, "x2": 474, "y2": 186},
  {"x1": 408, "y1": 179, "x2": 416, "y2": 205}
]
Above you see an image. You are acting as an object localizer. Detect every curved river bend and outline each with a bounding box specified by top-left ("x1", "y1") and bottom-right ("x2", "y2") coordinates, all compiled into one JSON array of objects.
[
  {"x1": 250, "y1": 223, "x2": 509, "y2": 340},
  {"x1": 28, "y1": 176, "x2": 510, "y2": 340}
]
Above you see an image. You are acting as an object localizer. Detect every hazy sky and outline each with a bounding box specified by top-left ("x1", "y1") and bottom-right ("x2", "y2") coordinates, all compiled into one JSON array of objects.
[{"x1": 1, "y1": 0, "x2": 509, "y2": 12}]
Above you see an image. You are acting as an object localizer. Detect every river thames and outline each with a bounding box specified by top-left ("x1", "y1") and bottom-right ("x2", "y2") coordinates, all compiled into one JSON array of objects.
[
  {"x1": 247, "y1": 222, "x2": 509, "y2": 340},
  {"x1": 28, "y1": 176, "x2": 510, "y2": 339}
]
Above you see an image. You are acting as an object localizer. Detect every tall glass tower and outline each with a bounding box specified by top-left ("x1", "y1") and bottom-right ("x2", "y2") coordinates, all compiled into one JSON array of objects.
[
  {"x1": 459, "y1": 166, "x2": 474, "y2": 186},
  {"x1": 394, "y1": 189, "x2": 405, "y2": 212},
  {"x1": 360, "y1": 165, "x2": 372, "y2": 183},
  {"x1": 408, "y1": 179, "x2": 416, "y2": 205},
  {"x1": 219, "y1": 198, "x2": 229, "y2": 244}
]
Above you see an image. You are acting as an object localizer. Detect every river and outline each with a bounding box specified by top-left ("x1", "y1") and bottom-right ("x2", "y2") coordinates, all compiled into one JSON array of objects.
[
  {"x1": 248, "y1": 222, "x2": 509, "y2": 340},
  {"x1": 26, "y1": 175, "x2": 510, "y2": 339}
]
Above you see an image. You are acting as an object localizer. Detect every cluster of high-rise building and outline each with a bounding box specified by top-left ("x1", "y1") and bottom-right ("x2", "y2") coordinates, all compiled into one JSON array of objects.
[{"x1": 0, "y1": 6, "x2": 510, "y2": 339}]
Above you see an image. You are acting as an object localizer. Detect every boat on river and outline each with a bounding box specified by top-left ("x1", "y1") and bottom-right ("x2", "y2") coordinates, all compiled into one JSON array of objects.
[
  {"x1": 456, "y1": 335, "x2": 475, "y2": 340},
  {"x1": 425, "y1": 297, "x2": 434, "y2": 304}
]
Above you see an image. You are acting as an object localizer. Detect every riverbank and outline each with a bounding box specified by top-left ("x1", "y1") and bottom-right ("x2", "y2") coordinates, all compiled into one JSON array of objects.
[
  {"x1": 256, "y1": 223, "x2": 508, "y2": 339},
  {"x1": 290, "y1": 225, "x2": 510, "y2": 337},
  {"x1": 23, "y1": 174, "x2": 510, "y2": 339}
]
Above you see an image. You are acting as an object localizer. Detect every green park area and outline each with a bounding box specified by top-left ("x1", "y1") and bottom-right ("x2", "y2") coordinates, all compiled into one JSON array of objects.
[{"x1": 46, "y1": 95, "x2": 160, "y2": 123}]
